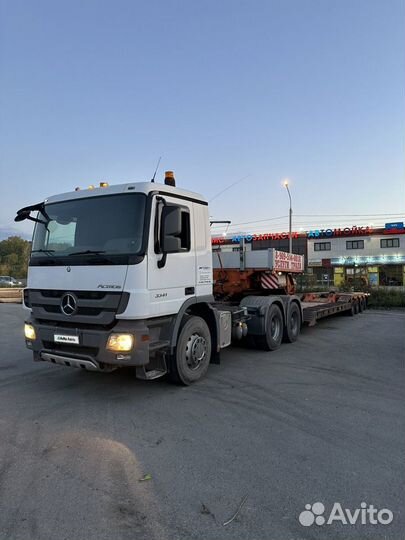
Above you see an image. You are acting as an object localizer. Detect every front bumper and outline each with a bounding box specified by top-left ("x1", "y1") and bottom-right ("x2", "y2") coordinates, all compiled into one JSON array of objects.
[{"x1": 25, "y1": 316, "x2": 151, "y2": 370}]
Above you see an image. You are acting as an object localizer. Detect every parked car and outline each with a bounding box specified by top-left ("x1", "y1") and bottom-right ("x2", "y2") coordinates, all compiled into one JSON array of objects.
[{"x1": 0, "y1": 276, "x2": 23, "y2": 287}]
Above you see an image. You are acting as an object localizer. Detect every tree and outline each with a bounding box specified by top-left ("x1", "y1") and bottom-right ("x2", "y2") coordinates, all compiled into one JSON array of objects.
[{"x1": 0, "y1": 236, "x2": 31, "y2": 278}]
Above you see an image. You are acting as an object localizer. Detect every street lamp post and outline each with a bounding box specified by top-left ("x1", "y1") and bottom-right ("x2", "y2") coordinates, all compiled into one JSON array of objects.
[{"x1": 284, "y1": 180, "x2": 293, "y2": 253}]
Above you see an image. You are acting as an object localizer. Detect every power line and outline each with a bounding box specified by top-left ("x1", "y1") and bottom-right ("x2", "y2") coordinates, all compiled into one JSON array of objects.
[
  {"x1": 210, "y1": 214, "x2": 288, "y2": 228},
  {"x1": 295, "y1": 213, "x2": 405, "y2": 217},
  {"x1": 210, "y1": 212, "x2": 404, "y2": 230},
  {"x1": 208, "y1": 175, "x2": 251, "y2": 203}
]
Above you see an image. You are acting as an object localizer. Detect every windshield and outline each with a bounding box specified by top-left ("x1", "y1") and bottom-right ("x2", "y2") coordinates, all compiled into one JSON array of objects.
[{"x1": 31, "y1": 193, "x2": 147, "y2": 266}]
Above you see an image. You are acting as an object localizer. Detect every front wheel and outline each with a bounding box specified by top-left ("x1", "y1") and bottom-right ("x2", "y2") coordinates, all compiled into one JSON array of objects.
[{"x1": 168, "y1": 316, "x2": 212, "y2": 385}]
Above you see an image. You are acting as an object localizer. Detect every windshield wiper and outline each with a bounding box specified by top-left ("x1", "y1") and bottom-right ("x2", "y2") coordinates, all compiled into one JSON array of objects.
[
  {"x1": 31, "y1": 249, "x2": 55, "y2": 256},
  {"x1": 69, "y1": 250, "x2": 106, "y2": 256}
]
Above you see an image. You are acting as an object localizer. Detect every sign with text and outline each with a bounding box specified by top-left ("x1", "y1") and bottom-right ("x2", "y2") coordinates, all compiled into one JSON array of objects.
[
  {"x1": 384, "y1": 222, "x2": 405, "y2": 234},
  {"x1": 307, "y1": 226, "x2": 372, "y2": 238},
  {"x1": 270, "y1": 250, "x2": 304, "y2": 273}
]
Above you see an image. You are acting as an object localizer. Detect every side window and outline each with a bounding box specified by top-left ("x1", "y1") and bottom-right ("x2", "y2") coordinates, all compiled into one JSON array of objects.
[
  {"x1": 154, "y1": 201, "x2": 163, "y2": 254},
  {"x1": 155, "y1": 201, "x2": 191, "y2": 253},
  {"x1": 180, "y1": 209, "x2": 191, "y2": 250}
]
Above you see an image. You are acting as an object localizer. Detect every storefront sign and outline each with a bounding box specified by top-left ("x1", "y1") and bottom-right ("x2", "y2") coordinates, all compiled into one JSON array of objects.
[
  {"x1": 384, "y1": 222, "x2": 405, "y2": 234},
  {"x1": 331, "y1": 255, "x2": 405, "y2": 266},
  {"x1": 307, "y1": 226, "x2": 371, "y2": 238},
  {"x1": 231, "y1": 232, "x2": 300, "y2": 243},
  {"x1": 212, "y1": 237, "x2": 226, "y2": 245},
  {"x1": 211, "y1": 222, "x2": 405, "y2": 245}
]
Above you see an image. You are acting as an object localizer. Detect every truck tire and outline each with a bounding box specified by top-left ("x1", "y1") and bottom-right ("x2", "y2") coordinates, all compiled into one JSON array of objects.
[
  {"x1": 255, "y1": 304, "x2": 283, "y2": 351},
  {"x1": 283, "y1": 302, "x2": 301, "y2": 343},
  {"x1": 168, "y1": 316, "x2": 212, "y2": 385}
]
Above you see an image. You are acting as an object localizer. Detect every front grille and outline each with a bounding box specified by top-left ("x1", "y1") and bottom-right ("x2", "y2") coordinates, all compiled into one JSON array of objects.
[
  {"x1": 41, "y1": 304, "x2": 111, "y2": 316},
  {"x1": 26, "y1": 289, "x2": 129, "y2": 326},
  {"x1": 40, "y1": 290, "x2": 107, "y2": 300}
]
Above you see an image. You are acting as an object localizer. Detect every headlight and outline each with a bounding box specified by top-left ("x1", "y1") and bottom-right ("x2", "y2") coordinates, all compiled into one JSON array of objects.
[
  {"x1": 106, "y1": 333, "x2": 134, "y2": 352},
  {"x1": 24, "y1": 324, "x2": 36, "y2": 340}
]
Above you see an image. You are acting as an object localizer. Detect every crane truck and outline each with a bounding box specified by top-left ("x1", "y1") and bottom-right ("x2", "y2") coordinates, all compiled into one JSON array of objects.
[{"x1": 15, "y1": 172, "x2": 367, "y2": 385}]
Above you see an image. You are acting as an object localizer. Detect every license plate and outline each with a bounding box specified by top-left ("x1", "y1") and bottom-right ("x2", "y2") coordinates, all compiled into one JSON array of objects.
[{"x1": 54, "y1": 334, "x2": 79, "y2": 344}]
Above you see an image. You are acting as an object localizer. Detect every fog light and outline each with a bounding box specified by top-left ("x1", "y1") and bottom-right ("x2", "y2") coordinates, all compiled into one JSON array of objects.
[
  {"x1": 106, "y1": 333, "x2": 134, "y2": 352},
  {"x1": 24, "y1": 323, "x2": 36, "y2": 340}
]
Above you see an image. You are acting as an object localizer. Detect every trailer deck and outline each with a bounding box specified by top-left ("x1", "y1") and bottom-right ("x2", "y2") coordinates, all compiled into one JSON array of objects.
[
  {"x1": 302, "y1": 301, "x2": 353, "y2": 326},
  {"x1": 300, "y1": 292, "x2": 369, "y2": 326}
]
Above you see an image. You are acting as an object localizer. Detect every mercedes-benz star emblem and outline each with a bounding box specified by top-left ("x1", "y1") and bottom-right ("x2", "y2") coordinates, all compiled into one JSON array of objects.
[{"x1": 61, "y1": 293, "x2": 77, "y2": 316}]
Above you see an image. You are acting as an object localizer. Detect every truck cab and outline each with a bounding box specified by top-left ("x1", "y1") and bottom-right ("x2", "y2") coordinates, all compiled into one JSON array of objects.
[{"x1": 18, "y1": 174, "x2": 222, "y2": 383}]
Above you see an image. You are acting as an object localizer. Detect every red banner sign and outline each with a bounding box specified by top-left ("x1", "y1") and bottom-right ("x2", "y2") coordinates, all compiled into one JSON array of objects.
[{"x1": 271, "y1": 250, "x2": 304, "y2": 273}]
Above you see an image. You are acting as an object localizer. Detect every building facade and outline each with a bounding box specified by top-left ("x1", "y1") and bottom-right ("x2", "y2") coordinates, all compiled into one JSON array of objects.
[
  {"x1": 212, "y1": 221, "x2": 405, "y2": 287},
  {"x1": 307, "y1": 224, "x2": 405, "y2": 287}
]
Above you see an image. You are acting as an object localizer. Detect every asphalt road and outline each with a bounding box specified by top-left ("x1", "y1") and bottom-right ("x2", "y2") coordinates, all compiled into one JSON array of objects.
[{"x1": 0, "y1": 304, "x2": 404, "y2": 540}]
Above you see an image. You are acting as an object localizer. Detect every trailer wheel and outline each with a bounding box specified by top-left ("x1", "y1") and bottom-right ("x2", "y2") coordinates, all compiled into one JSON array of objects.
[
  {"x1": 255, "y1": 304, "x2": 283, "y2": 351},
  {"x1": 168, "y1": 316, "x2": 211, "y2": 385},
  {"x1": 283, "y1": 302, "x2": 301, "y2": 343}
]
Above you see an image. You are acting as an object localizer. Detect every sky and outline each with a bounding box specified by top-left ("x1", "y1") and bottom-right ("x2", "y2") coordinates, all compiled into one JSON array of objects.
[{"x1": 1, "y1": 0, "x2": 404, "y2": 240}]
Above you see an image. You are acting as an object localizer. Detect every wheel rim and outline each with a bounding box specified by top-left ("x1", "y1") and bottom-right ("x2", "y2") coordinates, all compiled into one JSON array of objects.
[
  {"x1": 270, "y1": 316, "x2": 281, "y2": 341},
  {"x1": 185, "y1": 333, "x2": 207, "y2": 370}
]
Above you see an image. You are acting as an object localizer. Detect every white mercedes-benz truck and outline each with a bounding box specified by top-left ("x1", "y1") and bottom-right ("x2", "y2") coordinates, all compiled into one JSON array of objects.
[{"x1": 16, "y1": 172, "x2": 304, "y2": 384}]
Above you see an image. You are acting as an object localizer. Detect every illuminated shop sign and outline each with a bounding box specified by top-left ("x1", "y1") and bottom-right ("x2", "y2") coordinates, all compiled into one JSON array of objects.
[
  {"x1": 229, "y1": 226, "x2": 372, "y2": 243},
  {"x1": 331, "y1": 255, "x2": 405, "y2": 266},
  {"x1": 211, "y1": 223, "x2": 405, "y2": 245},
  {"x1": 307, "y1": 226, "x2": 371, "y2": 238},
  {"x1": 230, "y1": 232, "x2": 299, "y2": 243}
]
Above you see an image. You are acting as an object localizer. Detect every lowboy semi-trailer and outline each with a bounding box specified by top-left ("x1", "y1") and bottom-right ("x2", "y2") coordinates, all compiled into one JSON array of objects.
[{"x1": 16, "y1": 172, "x2": 368, "y2": 385}]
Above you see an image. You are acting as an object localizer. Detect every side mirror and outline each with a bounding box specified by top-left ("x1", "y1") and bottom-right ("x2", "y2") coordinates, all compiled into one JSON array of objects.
[
  {"x1": 161, "y1": 206, "x2": 182, "y2": 253},
  {"x1": 15, "y1": 209, "x2": 31, "y2": 222}
]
